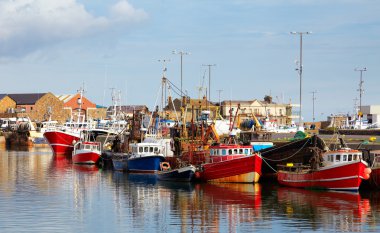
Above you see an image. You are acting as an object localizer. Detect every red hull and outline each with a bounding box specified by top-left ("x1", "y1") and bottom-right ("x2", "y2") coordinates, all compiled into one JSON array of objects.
[
  {"x1": 278, "y1": 161, "x2": 368, "y2": 191},
  {"x1": 43, "y1": 131, "x2": 80, "y2": 155},
  {"x1": 72, "y1": 151, "x2": 100, "y2": 164},
  {"x1": 199, "y1": 154, "x2": 262, "y2": 183}
]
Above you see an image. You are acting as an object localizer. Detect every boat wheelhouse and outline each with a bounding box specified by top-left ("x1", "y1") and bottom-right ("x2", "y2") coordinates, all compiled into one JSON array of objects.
[{"x1": 127, "y1": 142, "x2": 166, "y2": 173}]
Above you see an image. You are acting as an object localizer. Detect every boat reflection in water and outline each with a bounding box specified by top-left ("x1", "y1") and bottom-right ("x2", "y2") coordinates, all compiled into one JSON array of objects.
[
  {"x1": 277, "y1": 187, "x2": 371, "y2": 232},
  {"x1": 170, "y1": 183, "x2": 262, "y2": 232}
]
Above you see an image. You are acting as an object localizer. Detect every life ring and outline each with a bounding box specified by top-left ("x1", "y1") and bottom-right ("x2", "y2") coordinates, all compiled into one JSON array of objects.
[{"x1": 160, "y1": 162, "x2": 171, "y2": 171}]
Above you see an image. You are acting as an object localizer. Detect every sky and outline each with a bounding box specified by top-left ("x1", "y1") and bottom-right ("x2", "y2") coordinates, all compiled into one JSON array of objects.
[{"x1": 0, "y1": 0, "x2": 379, "y2": 121}]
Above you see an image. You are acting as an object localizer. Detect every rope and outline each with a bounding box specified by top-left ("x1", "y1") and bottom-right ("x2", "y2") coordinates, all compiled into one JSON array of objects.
[
  {"x1": 261, "y1": 156, "x2": 278, "y2": 173},
  {"x1": 262, "y1": 138, "x2": 311, "y2": 162}
]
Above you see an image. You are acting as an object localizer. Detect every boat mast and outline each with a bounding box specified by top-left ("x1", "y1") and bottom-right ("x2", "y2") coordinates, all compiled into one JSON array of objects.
[{"x1": 77, "y1": 84, "x2": 85, "y2": 124}]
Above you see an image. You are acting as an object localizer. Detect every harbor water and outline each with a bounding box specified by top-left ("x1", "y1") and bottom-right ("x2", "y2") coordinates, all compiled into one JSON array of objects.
[{"x1": 1, "y1": 147, "x2": 380, "y2": 232}]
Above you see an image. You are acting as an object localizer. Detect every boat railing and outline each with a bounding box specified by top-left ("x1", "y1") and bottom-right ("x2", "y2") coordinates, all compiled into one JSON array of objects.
[{"x1": 277, "y1": 163, "x2": 311, "y2": 172}]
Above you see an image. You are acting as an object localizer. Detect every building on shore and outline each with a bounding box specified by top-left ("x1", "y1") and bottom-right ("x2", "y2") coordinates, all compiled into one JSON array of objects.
[{"x1": 220, "y1": 96, "x2": 294, "y2": 126}]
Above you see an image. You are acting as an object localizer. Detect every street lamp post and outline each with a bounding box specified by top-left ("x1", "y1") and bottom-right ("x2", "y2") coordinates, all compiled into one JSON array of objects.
[
  {"x1": 172, "y1": 50, "x2": 190, "y2": 105},
  {"x1": 291, "y1": 31, "x2": 311, "y2": 131},
  {"x1": 354, "y1": 67, "x2": 367, "y2": 117},
  {"x1": 202, "y1": 64, "x2": 216, "y2": 102}
]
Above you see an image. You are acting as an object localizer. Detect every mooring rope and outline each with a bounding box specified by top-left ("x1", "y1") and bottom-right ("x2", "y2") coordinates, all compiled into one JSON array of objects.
[{"x1": 262, "y1": 137, "x2": 311, "y2": 162}]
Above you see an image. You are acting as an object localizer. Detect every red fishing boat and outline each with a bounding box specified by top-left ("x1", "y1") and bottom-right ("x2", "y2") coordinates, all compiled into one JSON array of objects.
[
  {"x1": 44, "y1": 129, "x2": 81, "y2": 155},
  {"x1": 197, "y1": 143, "x2": 262, "y2": 183},
  {"x1": 277, "y1": 148, "x2": 371, "y2": 191},
  {"x1": 72, "y1": 140, "x2": 101, "y2": 164}
]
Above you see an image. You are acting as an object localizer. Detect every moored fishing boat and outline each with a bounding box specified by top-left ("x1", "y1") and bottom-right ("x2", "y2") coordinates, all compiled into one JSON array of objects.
[
  {"x1": 72, "y1": 140, "x2": 101, "y2": 164},
  {"x1": 157, "y1": 162, "x2": 196, "y2": 182},
  {"x1": 44, "y1": 129, "x2": 81, "y2": 155},
  {"x1": 127, "y1": 142, "x2": 165, "y2": 173},
  {"x1": 277, "y1": 148, "x2": 371, "y2": 191},
  {"x1": 197, "y1": 143, "x2": 262, "y2": 183}
]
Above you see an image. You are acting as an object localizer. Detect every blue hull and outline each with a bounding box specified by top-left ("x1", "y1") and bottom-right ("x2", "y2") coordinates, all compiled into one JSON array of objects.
[
  {"x1": 111, "y1": 153, "x2": 129, "y2": 171},
  {"x1": 157, "y1": 166, "x2": 196, "y2": 182},
  {"x1": 113, "y1": 158, "x2": 128, "y2": 171},
  {"x1": 127, "y1": 156, "x2": 165, "y2": 173}
]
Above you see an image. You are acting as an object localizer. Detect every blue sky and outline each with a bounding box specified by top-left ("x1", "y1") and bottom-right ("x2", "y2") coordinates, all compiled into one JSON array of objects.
[{"x1": 1, "y1": 0, "x2": 379, "y2": 121}]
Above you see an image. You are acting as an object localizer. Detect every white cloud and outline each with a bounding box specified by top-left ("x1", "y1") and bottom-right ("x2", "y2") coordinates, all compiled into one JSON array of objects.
[
  {"x1": 110, "y1": 0, "x2": 148, "y2": 23},
  {"x1": 0, "y1": 0, "x2": 148, "y2": 57}
]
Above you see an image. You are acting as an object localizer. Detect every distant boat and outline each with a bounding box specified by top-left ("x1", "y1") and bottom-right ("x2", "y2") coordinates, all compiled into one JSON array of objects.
[
  {"x1": 127, "y1": 142, "x2": 165, "y2": 173},
  {"x1": 277, "y1": 148, "x2": 371, "y2": 191},
  {"x1": 157, "y1": 162, "x2": 196, "y2": 182}
]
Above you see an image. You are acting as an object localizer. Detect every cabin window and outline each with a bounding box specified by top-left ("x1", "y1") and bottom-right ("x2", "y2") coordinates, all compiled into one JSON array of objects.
[
  {"x1": 144, "y1": 147, "x2": 148, "y2": 152},
  {"x1": 335, "y1": 154, "x2": 341, "y2": 162},
  {"x1": 245, "y1": 149, "x2": 249, "y2": 155},
  {"x1": 228, "y1": 149, "x2": 232, "y2": 155},
  {"x1": 239, "y1": 149, "x2": 243, "y2": 154},
  {"x1": 154, "y1": 147, "x2": 159, "y2": 152},
  {"x1": 353, "y1": 154, "x2": 358, "y2": 161},
  {"x1": 348, "y1": 154, "x2": 352, "y2": 161},
  {"x1": 210, "y1": 150, "x2": 214, "y2": 156},
  {"x1": 139, "y1": 147, "x2": 143, "y2": 153},
  {"x1": 342, "y1": 154, "x2": 347, "y2": 162},
  {"x1": 150, "y1": 147, "x2": 154, "y2": 152},
  {"x1": 216, "y1": 150, "x2": 219, "y2": 155},
  {"x1": 234, "y1": 149, "x2": 238, "y2": 154},
  {"x1": 222, "y1": 150, "x2": 227, "y2": 155},
  {"x1": 375, "y1": 157, "x2": 380, "y2": 163},
  {"x1": 133, "y1": 147, "x2": 138, "y2": 153}
]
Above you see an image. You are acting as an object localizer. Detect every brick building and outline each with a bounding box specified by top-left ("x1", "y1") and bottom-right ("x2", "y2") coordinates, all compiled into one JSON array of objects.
[
  {"x1": 57, "y1": 93, "x2": 105, "y2": 121},
  {"x1": 0, "y1": 94, "x2": 16, "y2": 116},
  {"x1": 5, "y1": 93, "x2": 69, "y2": 123}
]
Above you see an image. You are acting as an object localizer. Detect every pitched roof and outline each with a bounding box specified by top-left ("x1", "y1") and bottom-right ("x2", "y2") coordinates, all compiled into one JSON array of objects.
[
  {"x1": 7, "y1": 93, "x2": 47, "y2": 105},
  {"x1": 0, "y1": 94, "x2": 7, "y2": 100},
  {"x1": 56, "y1": 94, "x2": 75, "y2": 103}
]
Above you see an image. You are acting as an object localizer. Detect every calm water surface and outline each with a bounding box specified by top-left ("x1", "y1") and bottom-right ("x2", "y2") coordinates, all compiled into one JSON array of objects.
[{"x1": 0, "y1": 147, "x2": 380, "y2": 233}]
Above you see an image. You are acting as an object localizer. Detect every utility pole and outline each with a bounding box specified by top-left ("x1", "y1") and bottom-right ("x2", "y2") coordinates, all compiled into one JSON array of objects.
[
  {"x1": 172, "y1": 50, "x2": 190, "y2": 105},
  {"x1": 311, "y1": 90, "x2": 317, "y2": 123},
  {"x1": 216, "y1": 89, "x2": 223, "y2": 106},
  {"x1": 354, "y1": 67, "x2": 366, "y2": 117},
  {"x1": 202, "y1": 64, "x2": 216, "y2": 102},
  {"x1": 291, "y1": 31, "x2": 312, "y2": 131}
]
